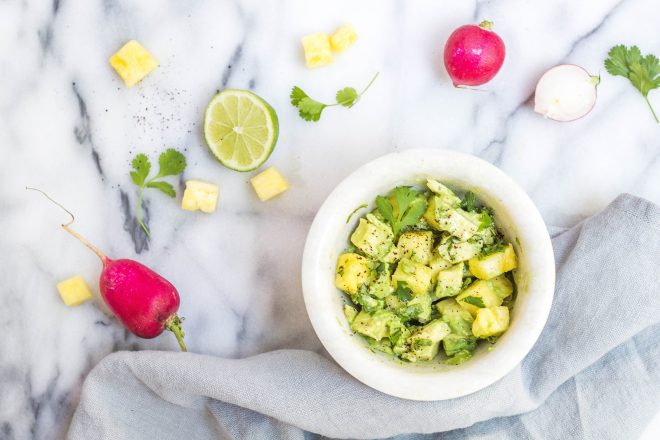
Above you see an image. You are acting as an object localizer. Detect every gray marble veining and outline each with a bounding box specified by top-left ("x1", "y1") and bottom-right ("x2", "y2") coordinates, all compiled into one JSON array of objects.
[{"x1": 1, "y1": 0, "x2": 659, "y2": 438}]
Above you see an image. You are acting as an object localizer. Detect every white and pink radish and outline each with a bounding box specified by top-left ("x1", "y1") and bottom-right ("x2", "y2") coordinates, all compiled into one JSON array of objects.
[
  {"x1": 443, "y1": 20, "x2": 506, "y2": 87},
  {"x1": 30, "y1": 188, "x2": 187, "y2": 351},
  {"x1": 534, "y1": 64, "x2": 599, "y2": 122}
]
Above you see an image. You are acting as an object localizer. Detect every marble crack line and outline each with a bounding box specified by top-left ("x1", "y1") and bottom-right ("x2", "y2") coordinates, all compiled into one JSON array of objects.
[
  {"x1": 221, "y1": 44, "x2": 244, "y2": 88},
  {"x1": 119, "y1": 188, "x2": 150, "y2": 254},
  {"x1": 37, "y1": 0, "x2": 62, "y2": 55},
  {"x1": 71, "y1": 82, "x2": 104, "y2": 176},
  {"x1": 560, "y1": 0, "x2": 629, "y2": 62}
]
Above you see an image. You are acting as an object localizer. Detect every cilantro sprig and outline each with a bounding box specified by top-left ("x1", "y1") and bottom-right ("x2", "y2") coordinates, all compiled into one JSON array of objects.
[
  {"x1": 461, "y1": 296, "x2": 486, "y2": 308},
  {"x1": 130, "y1": 149, "x2": 187, "y2": 237},
  {"x1": 290, "y1": 72, "x2": 379, "y2": 122},
  {"x1": 376, "y1": 186, "x2": 428, "y2": 238},
  {"x1": 605, "y1": 45, "x2": 660, "y2": 123}
]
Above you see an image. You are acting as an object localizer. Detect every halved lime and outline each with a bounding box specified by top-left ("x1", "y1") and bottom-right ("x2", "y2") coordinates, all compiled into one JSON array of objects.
[{"x1": 203, "y1": 89, "x2": 279, "y2": 172}]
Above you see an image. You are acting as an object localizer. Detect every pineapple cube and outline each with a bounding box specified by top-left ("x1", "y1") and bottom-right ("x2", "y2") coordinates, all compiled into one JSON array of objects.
[
  {"x1": 109, "y1": 40, "x2": 158, "y2": 87},
  {"x1": 472, "y1": 306, "x2": 510, "y2": 338},
  {"x1": 181, "y1": 180, "x2": 219, "y2": 213},
  {"x1": 336, "y1": 253, "x2": 372, "y2": 295},
  {"x1": 301, "y1": 32, "x2": 333, "y2": 68},
  {"x1": 250, "y1": 167, "x2": 289, "y2": 201},
  {"x1": 330, "y1": 24, "x2": 359, "y2": 53},
  {"x1": 468, "y1": 243, "x2": 518, "y2": 280},
  {"x1": 56, "y1": 275, "x2": 93, "y2": 306}
]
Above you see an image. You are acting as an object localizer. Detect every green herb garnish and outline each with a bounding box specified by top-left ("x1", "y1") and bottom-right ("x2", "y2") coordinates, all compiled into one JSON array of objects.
[
  {"x1": 394, "y1": 281, "x2": 413, "y2": 302},
  {"x1": 461, "y1": 191, "x2": 477, "y2": 212},
  {"x1": 461, "y1": 296, "x2": 485, "y2": 308},
  {"x1": 605, "y1": 45, "x2": 660, "y2": 123},
  {"x1": 130, "y1": 149, "x2": 186, "y2": 237},
  {"x1": 376, "y1": 186, "x2": 428, "y2": 238},
  {"x1": 346, "y1": 203, "x2": 368, "y2": 224},
  {"x1": 290, "y1": 72, "x2": 379, "y2": 122}
]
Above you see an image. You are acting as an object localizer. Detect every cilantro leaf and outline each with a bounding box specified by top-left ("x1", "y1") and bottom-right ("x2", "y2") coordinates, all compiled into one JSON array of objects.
[
  {"x1": 290, "y1": 86, "x2": 308, "y2": 106},
  {"x1": 130, "y1": 154, "x2": 151, "y2": 187},
  {"x1": 605, "y1": 44, "x2": 660, "y2": 123},
  {"x1": 129, "y1": 148, "x2": 187, "y2": 238},
  {"x1": 290, "y1": 72, "x2": 379, "y2": 122},
  {"x1": 336, "y1": 87, "x2": 359, "y2": 108},
  {"x1": 297, "y1": 97, "x2": 327, "y2": 122},
  {"x1": 156, "y1": 148, "x2": 187, "y2": 178},
  {"x1": 394, "y1": 281, "x2": 413, "y2": 302},
  {"x1": 479, "y1": 210, "x2": 494, "y2": 231},
  {"x1": 412, "y1": 338, "x2": 433, "y2": 350},
  {"x1": 146, "y1": 180, "x2": 176, "y2": 198},
  {"x1": 461, "y1": 191, "x2": 477, "y2": 212},
  {"x1": 377, "y1": 187, "x2": 428, "y2": 237},
  {"x1": 461, "y1": 296, "x2": 485, "y2": 308}
]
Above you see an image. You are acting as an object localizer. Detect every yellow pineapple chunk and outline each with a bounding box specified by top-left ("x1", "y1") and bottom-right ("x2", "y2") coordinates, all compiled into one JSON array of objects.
[
  {"x1": 109, "y1": 40, "x2": 158, "y2": 87},
  {"x1": 301, "y1": 32, "x2": 333, "y2": 68},
  {"x1": 181, "y1": 180, "x2": 219, "y2": 213},
  {"x1": 250, "y1": 167, "x2": 289, "y2": 201},
  {"x1": 336, "y1": 253, "x2": 372, "y2": 295},
  {"x1": 468, "y1": 243, "x2": 518, "y2": 280},
  {"x1": 472, "y1": 306, "x2": 510, "y2": 338},
  {"x1": 330, "y1": 24, "x2": 359, "y2": 53},
  {"x1": 56, "y1": 276, "x2": 93, "y2": 306}
]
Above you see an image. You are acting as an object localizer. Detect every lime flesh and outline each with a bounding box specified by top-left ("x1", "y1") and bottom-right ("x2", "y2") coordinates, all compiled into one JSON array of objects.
[{"x1": 204, "y1": 89, "x2": 279, "y2": 172}]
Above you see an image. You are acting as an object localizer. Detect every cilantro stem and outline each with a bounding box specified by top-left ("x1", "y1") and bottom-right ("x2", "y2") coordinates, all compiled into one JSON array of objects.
[
  {"x1": 136, "y1": 186, "x2": 150, "y2": 237},
  {"x1": 360, "y1": 72, "x2": 380, "y2": 96},
  {"x1": 644, "y1": 96, "x2": 659, "y2": 123}
]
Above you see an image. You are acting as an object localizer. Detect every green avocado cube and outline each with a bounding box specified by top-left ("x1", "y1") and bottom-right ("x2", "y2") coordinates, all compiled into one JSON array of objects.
[
  {"x1": 434, "y1": 262, "x2": 464, "y2": 299},
  {"x1": 350, "y1": 214, "x2": 394, "y2": 260},
  {"x1": 397, "y1": 231, "x2": 434, "y2": 265}
]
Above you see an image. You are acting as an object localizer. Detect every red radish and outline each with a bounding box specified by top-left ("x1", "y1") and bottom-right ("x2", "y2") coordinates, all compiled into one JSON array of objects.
[
  {"x1": 534, "y1": 64, "x2": 599, "y2": 122},
  {"x1": 29, "y1": 188, "x2": 187, "y2": 351},
  {"x1": 443, "y1": 20, "x2": 506, "y2": 87}
]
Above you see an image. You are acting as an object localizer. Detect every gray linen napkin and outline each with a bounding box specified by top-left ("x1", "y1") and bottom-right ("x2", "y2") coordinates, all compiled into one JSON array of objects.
[{"x1": 67, "y1": 194, "x2": 660, "y2": 440}]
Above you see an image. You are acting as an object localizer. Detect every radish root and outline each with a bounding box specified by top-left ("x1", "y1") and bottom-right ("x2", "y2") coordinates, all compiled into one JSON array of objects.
[{"x1": 26, "y1": 187, "x2": 107, "y2": 261}]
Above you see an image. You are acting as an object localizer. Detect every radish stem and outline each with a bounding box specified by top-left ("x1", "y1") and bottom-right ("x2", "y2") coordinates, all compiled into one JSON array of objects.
[{"x1": 166, "y1": 314, "x2": 187, "y2": 352}]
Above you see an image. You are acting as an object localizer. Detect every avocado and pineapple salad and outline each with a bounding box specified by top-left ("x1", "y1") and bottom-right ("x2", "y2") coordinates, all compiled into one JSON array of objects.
[{"x1": 335, "y1": 180, "x2": 519, "y2": 364}]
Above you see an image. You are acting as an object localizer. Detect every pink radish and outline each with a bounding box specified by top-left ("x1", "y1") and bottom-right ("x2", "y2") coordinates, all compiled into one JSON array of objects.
[
  {"x1": 534, "y1": 64, "x2": 599, "y2": 122},
  {"x1": 29, "y1": 188, "x2": 187, "y2": 351},
  {"x1": 443, "y1": 20, "x2": 506, "y2": 87}
]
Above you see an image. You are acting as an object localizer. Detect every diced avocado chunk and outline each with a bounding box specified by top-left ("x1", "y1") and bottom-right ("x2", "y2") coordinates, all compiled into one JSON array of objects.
[
  {"x1": 367, "y1": 337, "x2": 394, "y2": 355},
  {"x1": 368, "y1": 263, "x2": 393, "y2": 299},
  {"x1": 335, "y1": 253, "x2": 372, "y2": 295},
  {"x1": 437, "y1": 298, "x2": 474, "y2": 336},
  {"x1": 429, "y1": 250, "x2": 453, "y2": 279},
  {"x1": 436, "y1": 235, "x2": 481, "y2": 263},
  {"x1": 456, "y1": 275, "x2": 513, "y2": 317},
  {"x1": 350, "y1": 309, "x2": 398, "y2": 341},
  {"x1": 386, "y1": 290, "x2": 433, "y2": 324},
  {"x1": 443, "y1": 337, "x2": 476, "y2": 364},
  {"x1": 434, "y1": 262, "x2": 464, "y2": 299},
  {"x1": 354, "y1": 286, "x2": 385, "y2": 312},
  {"x1": 468, "y1": 243, "x2": 518, "y2": 280},
  {"x1": 426, "y1": 179, "x2": 461, "y2": 207},
  {"x1": 391, "y1": 258, "x2": 433, "y2": 296},
  {"x1": 424, "y1": 196, "x2": 479, "y2": 240},
  {"x1": 401, "y1": 319, "x2": 451, "y2": 362},
  {"x1": 397, "y1": 231, "x2": 434, "y2": 265},
  {"x1": 343, "y1": 304, "x2": 358, "y2": 324},
  {"x1": 473, "y1": 306, "x2": 510, "y2": 338},
  {"x1": 350, "y1": 214, "x2": 394, "y2": 260},
  {"x1": 382, "y1": 245, "x2": 400, "y2": 263}
]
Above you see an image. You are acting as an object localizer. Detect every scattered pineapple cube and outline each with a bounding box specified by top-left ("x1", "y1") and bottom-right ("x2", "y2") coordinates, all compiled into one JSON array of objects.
[
  {"x1": 109, "y1": 40, "x2": 158, "y2": 87},
  {"x1": 250, "y1": 167, "x2": 289, "y2": 201},
  {"x1": 56, "y1": 275, "x2": 93, "y2": 306},
  {"x1": 468, "y1": 243, "x2": 518, "y2": 280},
  {"x1": 330, "y1": 24, "x2": 359, "y2": 53},
  {"x1": 472, "y1": 306, "x2": 510, "y2": 338},
  {"x1": 301, "y1": 32, "x2": 333, "y2": 68},
  {"x1": 181, "y1": 180, "x2": 219, "y2": 213}
]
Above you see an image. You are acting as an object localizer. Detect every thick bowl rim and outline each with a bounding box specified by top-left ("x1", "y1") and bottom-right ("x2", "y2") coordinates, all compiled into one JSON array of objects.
[{"x1": 302, "y1": 149, "x2": 555, "y2": 401}]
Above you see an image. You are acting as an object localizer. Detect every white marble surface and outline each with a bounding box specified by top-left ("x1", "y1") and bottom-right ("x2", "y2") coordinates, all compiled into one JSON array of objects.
[{"x1": 1, "y1": 0, "x2": 659, "y2": 438}]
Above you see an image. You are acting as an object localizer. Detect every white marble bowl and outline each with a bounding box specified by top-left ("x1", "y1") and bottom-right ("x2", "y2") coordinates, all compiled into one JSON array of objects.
[{"x1": 302, "y1": 149, "x2": 555, "y2": 401}]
